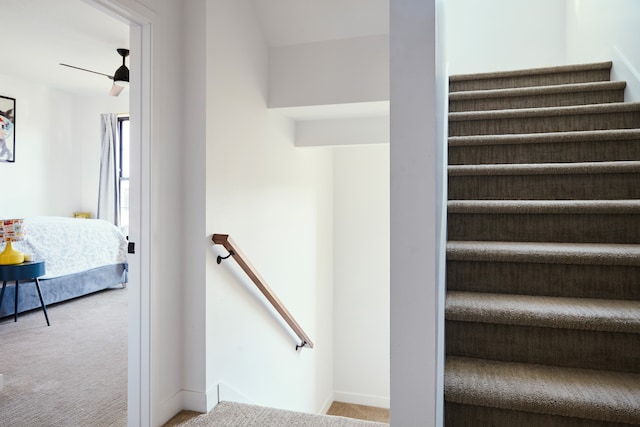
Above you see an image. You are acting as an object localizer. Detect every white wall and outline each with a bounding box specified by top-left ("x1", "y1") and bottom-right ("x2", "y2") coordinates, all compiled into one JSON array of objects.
[
  {"x1": 182, "y1": 0, "x2": 208, "y2": 415},
  {"x1": 205, "y1": 0, "x2": 335, "y2": 414},
  {"x1": 446, "y1": 0, "x2": 566, "y2": 75},
  {"x1": 446, "y1": 0, "x2": 640, "y2": 99},
  {"x1": 0, "y1": 73, "x2": 126, "y2": 218},
  {"x1": 268, "y1": 35, "x2": 389, "y2": 108},
  {"x1": 566, "y1": 0, "x2": 640, "y2": 101},
  {"x1": 390, "y1": 0, "x2": 447, "y2": 424},
  {"x1": 333, "y1": 144, "x2": 390, "y2": 408}
]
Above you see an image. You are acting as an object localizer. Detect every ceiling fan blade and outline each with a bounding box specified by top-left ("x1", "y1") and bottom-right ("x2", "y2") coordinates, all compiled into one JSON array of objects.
[
  {"x1": 109, "y1": 84, "x2": 125, "y2": 97},
  {"x1": 60, "y1": 49, "x2": 129, "y2": 96},
  {"x1": 59, "y1": 63, "x2": 113, "y2": 79}
]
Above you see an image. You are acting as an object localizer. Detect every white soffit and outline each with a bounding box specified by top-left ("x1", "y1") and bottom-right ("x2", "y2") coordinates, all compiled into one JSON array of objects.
[
  {"x1": 271, "y1": 101, "x2": 389, "y2": 121},
  {"x1": 296, "y1": 115, "x2": 390, "y2": 147},
  {"x1": 272, "y1": 102, "x2": 390, "y2": 147},
  {"x1": 254, "y1": 0, "x2": 390, "y2": 135}
]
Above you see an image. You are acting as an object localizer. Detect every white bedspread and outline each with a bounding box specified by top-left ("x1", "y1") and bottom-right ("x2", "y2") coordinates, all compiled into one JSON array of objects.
[{"x1": 11, "y1": 217, "x2": 128, "y2": 279}]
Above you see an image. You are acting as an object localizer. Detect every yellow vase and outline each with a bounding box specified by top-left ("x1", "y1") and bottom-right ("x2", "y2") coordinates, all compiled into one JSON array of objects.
[{"x1": 0, "y1": 241, "x2": 25, "y2": 265}]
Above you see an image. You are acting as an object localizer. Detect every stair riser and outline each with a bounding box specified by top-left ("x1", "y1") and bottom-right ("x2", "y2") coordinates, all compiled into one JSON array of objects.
[
  {"x1": 449, "y1": 173, "x2": 640, "y2": 200},
  {"x1": 446, "y1": 321, "x2": 640, "y2": 373},
  {"x1": 449, "y1": 69, "x2": 611, "y2": 92},
  {"x1": 449, "y1": 89, "x2": 624, "y2": 112},
  {"x1": 444, "y1": 402, "x2": 633, "y2": 427},
  {"x1": 447, "y1": 260, "x2": 640, "y2": 300},
  {"x1": 449, "y1": 139, "x2": 640, "y2": 164},
  {"x1": 449, "y1": 110, "x2": 640, "y2": 136},
  {"x1": 448, "y1": 213, "x2": 640, "y2": 244}
]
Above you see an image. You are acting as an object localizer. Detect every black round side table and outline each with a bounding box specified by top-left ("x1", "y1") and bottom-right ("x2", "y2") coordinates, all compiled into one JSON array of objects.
[{"x1": 0, "y1": 260, "x2": 49, "y2": 326}]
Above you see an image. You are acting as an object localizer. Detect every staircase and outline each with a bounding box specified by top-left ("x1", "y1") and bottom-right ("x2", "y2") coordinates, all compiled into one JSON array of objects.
[{"x1": 444, "y1": 61, "x2": 640, "y2": 426}]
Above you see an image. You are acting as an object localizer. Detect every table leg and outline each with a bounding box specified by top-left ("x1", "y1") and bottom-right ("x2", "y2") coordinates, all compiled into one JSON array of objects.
[
  {"x1": 0, "y1": 282, "x2": 6, "y2": 315},
  {"x1": 14, "y1": 280, "x2": 19, "y2": 322},
  {"x1": 34, "y1": 278, "x2": 50, "y2": 327}
]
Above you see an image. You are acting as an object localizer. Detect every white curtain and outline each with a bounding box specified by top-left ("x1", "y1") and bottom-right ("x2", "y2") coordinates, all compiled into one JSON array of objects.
[{"x1": 97, "y1": 113, "x2": 120, "y2": 226}]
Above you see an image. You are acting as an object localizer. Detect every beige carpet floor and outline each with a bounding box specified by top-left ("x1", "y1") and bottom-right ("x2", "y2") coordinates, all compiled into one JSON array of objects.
[
  {"x1": 165, "y1": 402, "x2": 390, "y2": 426},
  {"x1": 166, "y1": 401, "x2": 389, "y2": 427},
  {"x1": 0, "y1": 287, "x2": 127, "y2": 427},
  {"x1": 326, "y1": 402, "x2": 389, "y2": 423}
]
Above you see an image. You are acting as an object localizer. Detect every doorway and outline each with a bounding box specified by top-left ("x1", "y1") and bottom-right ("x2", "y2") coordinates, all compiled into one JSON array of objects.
[{"x1": 87, "y1": 1, "x2": 153, "y2": 425}]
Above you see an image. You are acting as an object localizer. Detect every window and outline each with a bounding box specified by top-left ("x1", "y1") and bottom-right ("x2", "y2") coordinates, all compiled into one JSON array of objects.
[{"x1": 118, "y1": 116, "x2": 130, "y2": 236}]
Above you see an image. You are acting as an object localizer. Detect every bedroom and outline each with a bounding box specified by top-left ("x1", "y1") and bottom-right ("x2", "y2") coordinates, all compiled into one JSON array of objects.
[
  {"x1": 0, "y1": 0, "x2": 130, "y2": 421},
  {"x1": 0, "y1": 0, "x2": 129, "y2": 218},
  {"x1": 0, "y1": 0, "x2": 130, "y2": 296}
]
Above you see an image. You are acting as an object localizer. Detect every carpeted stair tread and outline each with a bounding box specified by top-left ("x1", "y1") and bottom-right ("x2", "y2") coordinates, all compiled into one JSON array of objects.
[
  {"x1": 446, "y1": 291, "x2": 640, "y2": 333},
  {"x1": 182, "y1": 401, "x2": 390, "y2": 426},
  {"x1": 449, "y1": 102, "x2": 640, "y2": 136},
  {"x1": 449, "y1": 81, "x2": 626, "y2": 111},
  {"x1": 450, "y1": 81, "x2": 625, "y2": 100},
  {"x1": 448, "y1": 128, "x2": 640, "y2": 147},
  {"x1": 450, "y1": 61, "x2": 612, "y2": 85},
  {"x1": 448, "y1": 199, "x2": 640, "y2": 214},
  {"x1": 449, "y1": 102, "x2": 640, "y2": 122},
  {"x1": 446, "y1": 241, "x2": 640, "y2": 266},
  {"x1": 449, "y1": 129, "x2": 640, "y2": 165},
  {"x1": 447, "y1": 199, "x2": 640, "y2": 243},
  {"x1": 448, "y1": 160, "x2": 640, "y2": 176},
  {"x1": 447, "y1": 261, "x2": 640, "y2": 300},
  {"x1": 448, "y1": 167, "x2": 640, "y2": 200},
  {"x1": 445, "y1": 402, "x2": 640, "y2": 427},
  {"x1": 445, "y1": 357, "x2": 640, "y2": 424},
  {"x1": 449, "y1": 61, "x2": 613, "y2": 92}
]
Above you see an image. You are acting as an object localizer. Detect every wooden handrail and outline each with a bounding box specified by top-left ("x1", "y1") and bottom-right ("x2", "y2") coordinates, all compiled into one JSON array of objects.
[{"x1": 212, "y1": 234, "x2": 314, "y2": 350}]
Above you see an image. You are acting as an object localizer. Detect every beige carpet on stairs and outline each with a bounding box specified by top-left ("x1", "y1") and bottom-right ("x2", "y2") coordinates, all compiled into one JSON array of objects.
[
  {"x1": 445, "y1": 60, "x2": 640, "y2": 425},
  {"x1": 169, "y1": 401, "x2": 389, "y2": 427}
]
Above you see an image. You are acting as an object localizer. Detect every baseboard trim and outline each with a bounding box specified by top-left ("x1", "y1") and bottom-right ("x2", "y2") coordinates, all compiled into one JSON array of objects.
[
  {"x1": 333, "y1": 391, "x2": 390, "y2": 409},
  {"x1": 319, "y1": 392, "x2": 335, "y2": 415},
  {"x1": 157, "y1": 390, "x2": 187, "y2": 427},
  {"x1": 157, "y1": 388, "x2": 211, "y2": 425},
  {"x1": 217, "y1": 382, "x2": 257, "y2": 406},
  {"x1": 182, "y1": 389, "x2": 210, "y2": 412}
]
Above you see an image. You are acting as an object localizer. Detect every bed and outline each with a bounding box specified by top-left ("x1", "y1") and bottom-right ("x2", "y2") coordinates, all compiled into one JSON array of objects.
[{"x1": 0, "y1": 216, "x2": 128, "y2": 319}]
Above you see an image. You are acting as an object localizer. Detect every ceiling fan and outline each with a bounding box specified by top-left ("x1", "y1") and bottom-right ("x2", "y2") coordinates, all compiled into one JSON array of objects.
[{"x1": 60, "y1": 48, "x2": 129, "y2": 96}]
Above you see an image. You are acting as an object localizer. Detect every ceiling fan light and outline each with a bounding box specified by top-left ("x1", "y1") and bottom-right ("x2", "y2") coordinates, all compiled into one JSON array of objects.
[
  {"x1": 109, "y1": 84, "x2": 125, "y2": 97},
  {"x1": 113, "y1": 64, "x2": 129, "y2": 85}
]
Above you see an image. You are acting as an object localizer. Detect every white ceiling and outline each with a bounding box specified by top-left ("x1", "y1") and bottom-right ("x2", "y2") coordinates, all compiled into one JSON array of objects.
[
  {"x1": 0, "y1": 0, "x2": 129, "y2": 97},
  {"x1": 0, "y1": 0, "x2": 388, "y2": 97},
  {"x1": 251, "y1": 0, "x2": 389, "y2": 47}
]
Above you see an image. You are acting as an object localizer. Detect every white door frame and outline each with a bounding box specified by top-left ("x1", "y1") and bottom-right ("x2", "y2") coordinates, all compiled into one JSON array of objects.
[{"x1": 85, "y1": 1, "x2": 154, "y2": 426}]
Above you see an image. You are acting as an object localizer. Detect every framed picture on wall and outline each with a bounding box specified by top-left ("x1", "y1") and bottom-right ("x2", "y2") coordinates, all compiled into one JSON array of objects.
[{"x1": 0, "y1": 95, "x2": 16, "y2": 163}]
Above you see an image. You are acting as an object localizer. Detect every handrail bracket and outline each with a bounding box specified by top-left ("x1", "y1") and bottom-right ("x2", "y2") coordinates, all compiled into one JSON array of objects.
[{"x1": 217, "y1": 250, "x2": 234, "y2": 264}]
